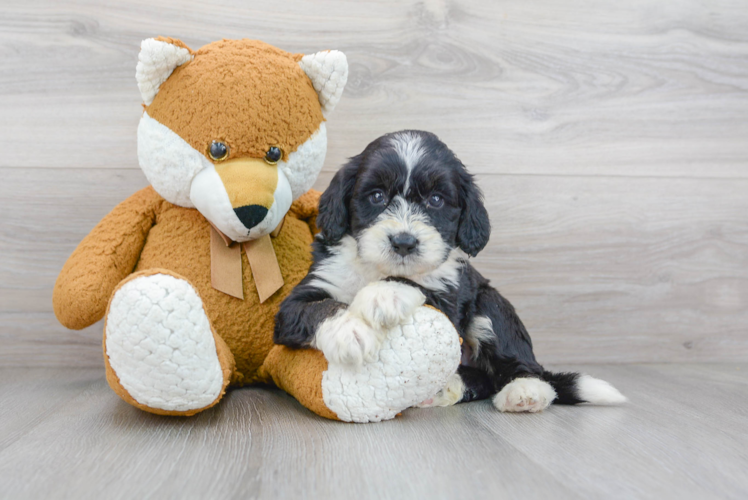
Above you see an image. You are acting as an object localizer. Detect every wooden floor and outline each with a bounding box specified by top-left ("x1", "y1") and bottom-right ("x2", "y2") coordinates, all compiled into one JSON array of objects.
[{"x1": 0, "y1": 364, "x2": 746, "y2": 499}]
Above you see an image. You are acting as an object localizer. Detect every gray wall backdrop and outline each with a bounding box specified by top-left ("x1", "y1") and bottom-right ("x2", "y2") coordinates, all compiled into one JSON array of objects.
[{"x1": 1, "y1": 0, "x2": 747, "y2": 367}]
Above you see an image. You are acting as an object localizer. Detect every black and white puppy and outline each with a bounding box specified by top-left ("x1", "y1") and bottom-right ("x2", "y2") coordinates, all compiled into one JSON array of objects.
[{"x1": 274, "y1": 130, "x2": 625, "y2": 412}]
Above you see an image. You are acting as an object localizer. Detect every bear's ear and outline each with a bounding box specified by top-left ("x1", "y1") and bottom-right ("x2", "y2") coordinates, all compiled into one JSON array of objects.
[
  {"x1": 299, "y1": 50, "x2": 348, "y2": 115},
  {"x1": 136, "y1": 37, "x2": 194, "y2": 105}
]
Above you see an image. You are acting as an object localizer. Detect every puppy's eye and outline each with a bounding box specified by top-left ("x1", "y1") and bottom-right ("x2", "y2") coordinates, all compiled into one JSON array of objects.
[
  {"x1": 427, "y1": 194, "x2": 445, "y2": 208},
  {"x1": 208, "y1": 141, "x2": 229, "y2": 161},
  {"x1": 264, "y1": 146, "x2": 283, "y2": 164},
  {"x1": 369, "y1": 190, "x2": 387, "y2": 205}
]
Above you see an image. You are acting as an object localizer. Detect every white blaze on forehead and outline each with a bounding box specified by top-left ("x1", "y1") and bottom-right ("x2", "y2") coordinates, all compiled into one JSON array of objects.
[{"x1": 390, "y1": 132, "x2": 425, "y2": 193}]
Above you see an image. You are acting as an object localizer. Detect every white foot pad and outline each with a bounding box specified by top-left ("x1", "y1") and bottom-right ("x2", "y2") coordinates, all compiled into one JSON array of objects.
[
  {"x1": 106, "y1": 274, "x2": 224, "y2": 412},
  {"x1": 320, "y1": 306, "x2": 461, "y2": 423},
  {"x1": 493, "y1": 377, "x2": 557, "y2": 413}
]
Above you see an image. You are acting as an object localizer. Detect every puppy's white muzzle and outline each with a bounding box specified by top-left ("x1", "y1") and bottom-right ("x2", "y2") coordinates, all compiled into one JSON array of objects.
[{"x1": 358, "y1": 197, "x2": 449, "y2": 276}]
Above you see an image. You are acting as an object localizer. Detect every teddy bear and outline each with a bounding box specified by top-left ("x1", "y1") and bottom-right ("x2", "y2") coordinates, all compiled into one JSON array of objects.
[{"x1": 52, "y1": 37, "x2": 461, "y2": 422}]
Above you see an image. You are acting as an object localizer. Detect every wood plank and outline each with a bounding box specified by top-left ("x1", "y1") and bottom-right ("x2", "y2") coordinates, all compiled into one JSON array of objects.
[
  {"x1": 472, "y1": 174, "x2": 748, "y2": 363},
  {"x1": 0, "y1": 368, "x2": 101, "y2": 450},
  {"x1": 1, "y1": 0, "x2": 747, "y2": 177},
  {"x1": 0, "y1": 313, "x2": 104, "y2": 368},
  {"x1": 0, "y1": 367, "x2": 577, "y2": 500},
  {"x1": 471, "y1": 363, "x2": 748, "y2": 499},
  {"x1": 0, "y1": 365, "x2": 746, "y2": 499},
  {"x1": 2, "y1": 168, "x2": 746, "y2": 365}
]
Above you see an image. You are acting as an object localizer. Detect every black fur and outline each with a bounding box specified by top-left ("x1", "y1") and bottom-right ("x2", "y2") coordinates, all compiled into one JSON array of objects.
[
  {"x1": 455, "y1": 170, "x2": 491, "y2": 257},
  {"x1": 275, "y1": 130, "x2": 588, "y2": 407},
  {"x1": 316, "y1": 157, "x2": 360, "y2": 243},
  {"x1": 273, "y1": 242, "x2": 347, "y2": 349}
]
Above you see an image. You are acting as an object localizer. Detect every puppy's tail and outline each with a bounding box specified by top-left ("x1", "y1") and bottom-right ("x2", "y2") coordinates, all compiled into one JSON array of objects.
[{"x1": 542, "y1": 371, "x2": 627, "y2": 406}]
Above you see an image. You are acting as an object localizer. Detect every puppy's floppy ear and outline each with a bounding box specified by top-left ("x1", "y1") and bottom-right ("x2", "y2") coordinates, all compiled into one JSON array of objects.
[
  {"x1": 456, "y1": 171, "x2": 491, "y2": 257},
  {"x1": 317, "y1": 156, "x2": 360, "y2": 243}
]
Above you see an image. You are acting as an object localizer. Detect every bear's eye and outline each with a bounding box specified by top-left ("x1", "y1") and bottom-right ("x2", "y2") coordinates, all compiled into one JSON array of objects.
[
  {"x1": 208, "y1": 141, "x2": 229, "y2": 161},
  {"x1": 264, "y1": 146, "x2": 283, "y2": 164}
]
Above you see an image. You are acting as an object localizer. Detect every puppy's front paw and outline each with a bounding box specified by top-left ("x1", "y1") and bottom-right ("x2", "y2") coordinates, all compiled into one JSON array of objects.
[
  {"x1": 493, "y1": 377, "x2": 557, "y2": 413},
  {"x1": 313, "y1": 310, "x2": 382, "y2": 366},
  {"x1": 348, "y1": 281, "x2": 425, "y2": 330}
]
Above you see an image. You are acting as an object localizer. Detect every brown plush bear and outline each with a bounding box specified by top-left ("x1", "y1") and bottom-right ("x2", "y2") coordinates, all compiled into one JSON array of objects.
[{"x1": 52, "y1": 38, "x2": 460, "y2": 422}]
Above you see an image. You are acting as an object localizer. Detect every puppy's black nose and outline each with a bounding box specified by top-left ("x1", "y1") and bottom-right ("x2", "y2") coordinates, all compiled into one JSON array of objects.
[
  {"x1": 390, "y1": 232, "x2": 418, "y2": 256},
  {"x1": 234, "y1": 205, "x2": 268, "y2": 230}
]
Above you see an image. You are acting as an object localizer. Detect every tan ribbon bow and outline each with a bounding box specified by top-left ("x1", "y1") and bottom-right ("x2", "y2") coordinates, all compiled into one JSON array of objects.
[{"x1": 209, "y1": 219, "x2": 285, "y2": 303}]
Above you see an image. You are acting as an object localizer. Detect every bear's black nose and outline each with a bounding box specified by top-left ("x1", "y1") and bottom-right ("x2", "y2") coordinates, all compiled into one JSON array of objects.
[
  {"x1": 234, "y1": 205, "x2": 268, "y2": 230},
  {"x1": 389, "y1": 232, "x2": 419, "y2": 256}
]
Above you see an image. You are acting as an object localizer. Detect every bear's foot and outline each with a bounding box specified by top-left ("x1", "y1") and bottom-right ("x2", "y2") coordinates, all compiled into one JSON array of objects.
[
  {"x1": 104, "y1": 270, "x2": 234, "y2": 416},
  {"x1": 320, "y1": 306, "x2": 462, "y2": 422},
  {"x1": 264, "y1": 305, "x2": 461, "y2": 423},
  {"x1": 416, "y1": 373, "x2": 465, "y2": 408}
]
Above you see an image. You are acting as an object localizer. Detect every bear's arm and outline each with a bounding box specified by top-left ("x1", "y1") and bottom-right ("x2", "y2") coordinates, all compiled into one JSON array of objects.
[
  {"x1": 288, "y1": 189, "x2": 321, "y2": 235},
  {"x1": 52, "y1": 187, "x2": 163, "y2": 330}
]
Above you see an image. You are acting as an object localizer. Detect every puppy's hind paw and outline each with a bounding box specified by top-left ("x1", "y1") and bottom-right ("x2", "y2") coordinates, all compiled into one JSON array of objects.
[
  {"x1": 493, "y1": 377, "x2": 557, "y2": 413},
  {"x1": 313, "y1": 310, "x2": 382, "y2": 366},
  {"x1": 348, "y1": 280, "x2": 425, "y2": 330}
]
